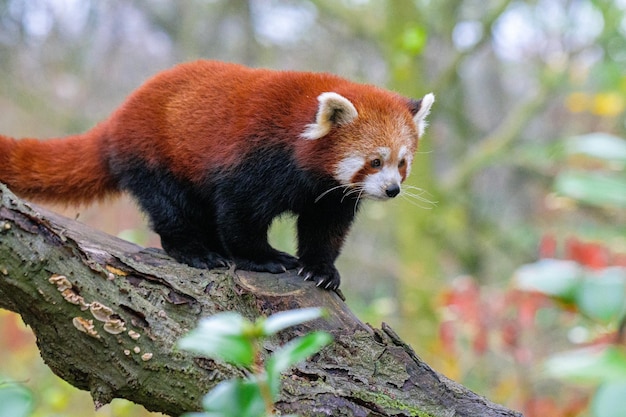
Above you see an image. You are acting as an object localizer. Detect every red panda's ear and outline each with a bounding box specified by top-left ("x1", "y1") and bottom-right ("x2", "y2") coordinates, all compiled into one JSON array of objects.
[
  {"x1": 409, "y1": 93, "x2": 435, "y2": 136},
  {"x1": 301, "y1": 92, "x2": 358, "y2": 140}
]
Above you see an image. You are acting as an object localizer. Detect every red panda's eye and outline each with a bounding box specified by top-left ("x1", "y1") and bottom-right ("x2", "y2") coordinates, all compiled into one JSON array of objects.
[
  {"x1": 370, "y1": 158, "x2": 382, "y2": 169},
  {"x1": 398, "y1": 159, "x2": 406, "y2": 168}
]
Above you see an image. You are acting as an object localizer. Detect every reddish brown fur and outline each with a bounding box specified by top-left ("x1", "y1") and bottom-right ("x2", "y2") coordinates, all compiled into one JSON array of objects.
[
  {"x1": 0, "y1": 124, "x2": 117, "y2": 205},
  {"x1": 0, "y1": 60, "x2": 418, "y2": 204}
]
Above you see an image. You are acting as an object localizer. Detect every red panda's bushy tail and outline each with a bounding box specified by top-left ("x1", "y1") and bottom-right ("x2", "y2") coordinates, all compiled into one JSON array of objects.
[{"x1": 0, "y1": 125, "x2": 119, "y2": 205}]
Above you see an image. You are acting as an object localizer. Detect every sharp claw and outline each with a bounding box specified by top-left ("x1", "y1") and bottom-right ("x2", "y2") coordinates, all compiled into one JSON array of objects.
[
  {"x1": 334, "y1": 288, "x2": 346, "y2": 301},
  {"x1": 304, "y1": 272, "x2": 313, "y2": 281},
  {"x1": 297, "y1": 267, "x2": 304, "y2": 275},
  {"x1": 325, "y1": 281, "x2": 334, "y2": 290},
  {"x1": 316, "y1": 279, "x2": 325, "y2": 287}
]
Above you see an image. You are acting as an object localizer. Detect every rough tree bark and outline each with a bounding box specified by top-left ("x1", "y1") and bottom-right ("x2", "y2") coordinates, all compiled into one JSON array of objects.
[{"x1": 0, "y1": 184, "x2": 523, "y2": 417}]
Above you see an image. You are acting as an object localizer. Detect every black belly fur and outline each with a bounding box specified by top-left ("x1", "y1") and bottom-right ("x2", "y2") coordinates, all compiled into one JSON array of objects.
[{"x1": 108, "y1": 146, "x2": 359, "y2": 290}]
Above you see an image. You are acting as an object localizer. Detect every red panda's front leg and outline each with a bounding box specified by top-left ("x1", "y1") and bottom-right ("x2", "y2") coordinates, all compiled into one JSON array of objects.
[{"x1": 296, "y1": 201, "x2": 357, "y2": 290}]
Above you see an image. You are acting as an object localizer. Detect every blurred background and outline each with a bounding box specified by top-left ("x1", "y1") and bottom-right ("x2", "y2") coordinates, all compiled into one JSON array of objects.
[{"x1": 1, "y1": 1, "x2": 625, "y2": 416}]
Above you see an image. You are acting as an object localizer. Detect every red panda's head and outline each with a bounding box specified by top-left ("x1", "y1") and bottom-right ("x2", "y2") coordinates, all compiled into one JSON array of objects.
[{"x1": 300, "y1": 90, "x2": 434, "y2": 201}]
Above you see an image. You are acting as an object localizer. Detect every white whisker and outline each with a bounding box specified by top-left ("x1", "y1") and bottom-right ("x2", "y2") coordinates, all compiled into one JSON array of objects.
[
  {"x1": 342, "y1": 182, "x2": 366, "y2": 203},
  {"x1": 353, "y1": 188, "x2": 364, "y2": 215},
  {"x1": 315, "y1": 184, "x2": 349, "y2": 203},
  {"x1": 400, "y1": 185, "x2": 437, "y2": 209}
]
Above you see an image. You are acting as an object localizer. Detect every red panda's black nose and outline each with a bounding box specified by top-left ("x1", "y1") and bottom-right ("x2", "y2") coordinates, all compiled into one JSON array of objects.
[{"x1": 385, "y1": 184, "x2": 400, "y2": 198}]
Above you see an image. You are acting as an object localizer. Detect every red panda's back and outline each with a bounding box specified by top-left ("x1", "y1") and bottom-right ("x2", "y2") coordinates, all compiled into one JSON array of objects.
[
  {"x1": 104, "y1": 60, "x2": 414, "y2": 184},
  {"x1": 104, "y1": 61, "x2": 319, "y2": 180}
]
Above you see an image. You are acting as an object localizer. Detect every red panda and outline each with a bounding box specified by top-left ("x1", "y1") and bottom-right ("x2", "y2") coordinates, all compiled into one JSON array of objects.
[{"x1": 0, "y1": 60, "x2": 434, "y2": 290}]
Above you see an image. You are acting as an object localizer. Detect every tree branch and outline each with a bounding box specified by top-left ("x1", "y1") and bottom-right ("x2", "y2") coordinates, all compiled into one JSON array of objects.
[{"x1": 0, "y1": 184, "x2": 522, "y2": 417}]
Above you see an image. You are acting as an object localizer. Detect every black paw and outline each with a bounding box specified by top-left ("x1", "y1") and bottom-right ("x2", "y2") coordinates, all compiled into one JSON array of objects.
[
  {"x1": 167, "y1": 249, "x2": 230, "y2": 270},
  {"x1": 298, "y1": 263, "x2": 341, "y2": 290},
  {"x1": 234, "y1": 251, "x2": 299, "y2": 274}
]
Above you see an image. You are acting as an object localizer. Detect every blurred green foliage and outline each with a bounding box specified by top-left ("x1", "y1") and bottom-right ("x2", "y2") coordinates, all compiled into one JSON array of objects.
[
  {"x1": 513, "y1": 131, "x2": 626, "y2": 417},
  {"x1": 1, "y1": 0, "x2": 625, "y2": 416}
]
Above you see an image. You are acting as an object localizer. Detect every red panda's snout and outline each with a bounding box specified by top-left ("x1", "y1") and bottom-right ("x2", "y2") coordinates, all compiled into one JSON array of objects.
[
  {"x1": 361, "y1": 161, "x2": 405, "y2": 200},
  {"x1": 334, "y1": 145, "x2": 411, "y2": 201},
  {"x1": 385, "y1": 184, "x2": 401, "y2": 198}
]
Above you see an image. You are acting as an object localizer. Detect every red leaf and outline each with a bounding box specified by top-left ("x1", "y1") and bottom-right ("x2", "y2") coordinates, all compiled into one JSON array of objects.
[
  {"x1": 438, "y1": 320, "x2": 456, "y2": 354},
  {"x1": 524, "y1": 397, "x2": 560, "y2": 417},
  {"x1": 473, "y1": 325, "x2": 489, "y2": 355},
  {"x1": 565, "y1": 237, "x2": 610, "y2": 269},
  {"x1": 539, "y1": 234, "x2": 557, "y2": 258}
]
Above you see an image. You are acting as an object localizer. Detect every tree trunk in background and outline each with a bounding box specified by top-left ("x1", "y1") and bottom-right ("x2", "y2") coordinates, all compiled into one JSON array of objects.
[{"x1": 0, "y1": 184, "x2": 522, "y2": 417}]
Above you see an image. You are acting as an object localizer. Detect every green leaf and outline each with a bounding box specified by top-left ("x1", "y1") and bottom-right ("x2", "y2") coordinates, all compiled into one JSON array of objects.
[
  {"x1": 566, "y1": 133, "x2": 626, "y2": 164},
  {"x1": 592, "y1": 382, "x2": 626, "y2": 417},
  {"x1": 554, "y1": 170, "x2": 626, "y2": 208},
  {"x1": 266, "y1": 331, "x2": 332, "y2": 396},
  {"x1": 194, "y1": 312, "x2": 249, "y2": 336},
  {"x1": 200, "y1": 379, "x2": 266, "y2": 417},
  {"x1": 514, "y1": 259, "x2": 582, "y2": 301},
  {"x1": 262, "y1": 307, "x2": 326, "y2": 336},
  {"x1": 576, "y1": 268, "x2": 626, "y2": 323},
  {"x1": 545, "y1": 346, "x2": 626, "y2": 384},
  {"x1": 178, "y1": 312, "x2": 255, "y2": 367},
  {"x1": 0, "y1": 383, "x2": 33, "y2": 417}
]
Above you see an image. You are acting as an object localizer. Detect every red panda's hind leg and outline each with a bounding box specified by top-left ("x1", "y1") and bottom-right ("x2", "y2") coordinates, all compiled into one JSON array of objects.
[
  {"x1": 205, "y1": 170, "x2": 301, "y2": 273},
  {"x1": 219, "y1": 221, "x2": 300, "y2": 274},
  {"x1": 159, "y1": 232, "x2": 230, "y2": 270},
  {"x1": 112, "y1": 159, "x2": 230, "y2": 270}
]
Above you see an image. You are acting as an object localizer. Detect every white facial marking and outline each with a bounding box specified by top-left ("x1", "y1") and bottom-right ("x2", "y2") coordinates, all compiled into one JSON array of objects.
[
  {"x1": 363, "y1": 165, "x2": 403, "y2": 200},
  {"x1": 377, "y1": 147, "x2": 391, "y2": 161},
  {"x1": 405, "y1": 155, "x2": 413, "y2": 177},
  {"x1": 398, "y1": 145, "x2": 408, "y2": 160},
  {"x1": 335, "y1": 155, "x2": 365, "y2": 184},
  {"x1": 398, "y1": 144, "x2": 412, "y2": 177}
]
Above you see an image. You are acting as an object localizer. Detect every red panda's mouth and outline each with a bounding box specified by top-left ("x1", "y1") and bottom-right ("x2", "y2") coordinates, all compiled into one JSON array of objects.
[
  {"x1": 364, "y1": 191, "x2": 399, "y2": 201},
  {"x1": 360, "y1": 167, "x2": 403, "y2": 201}
]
